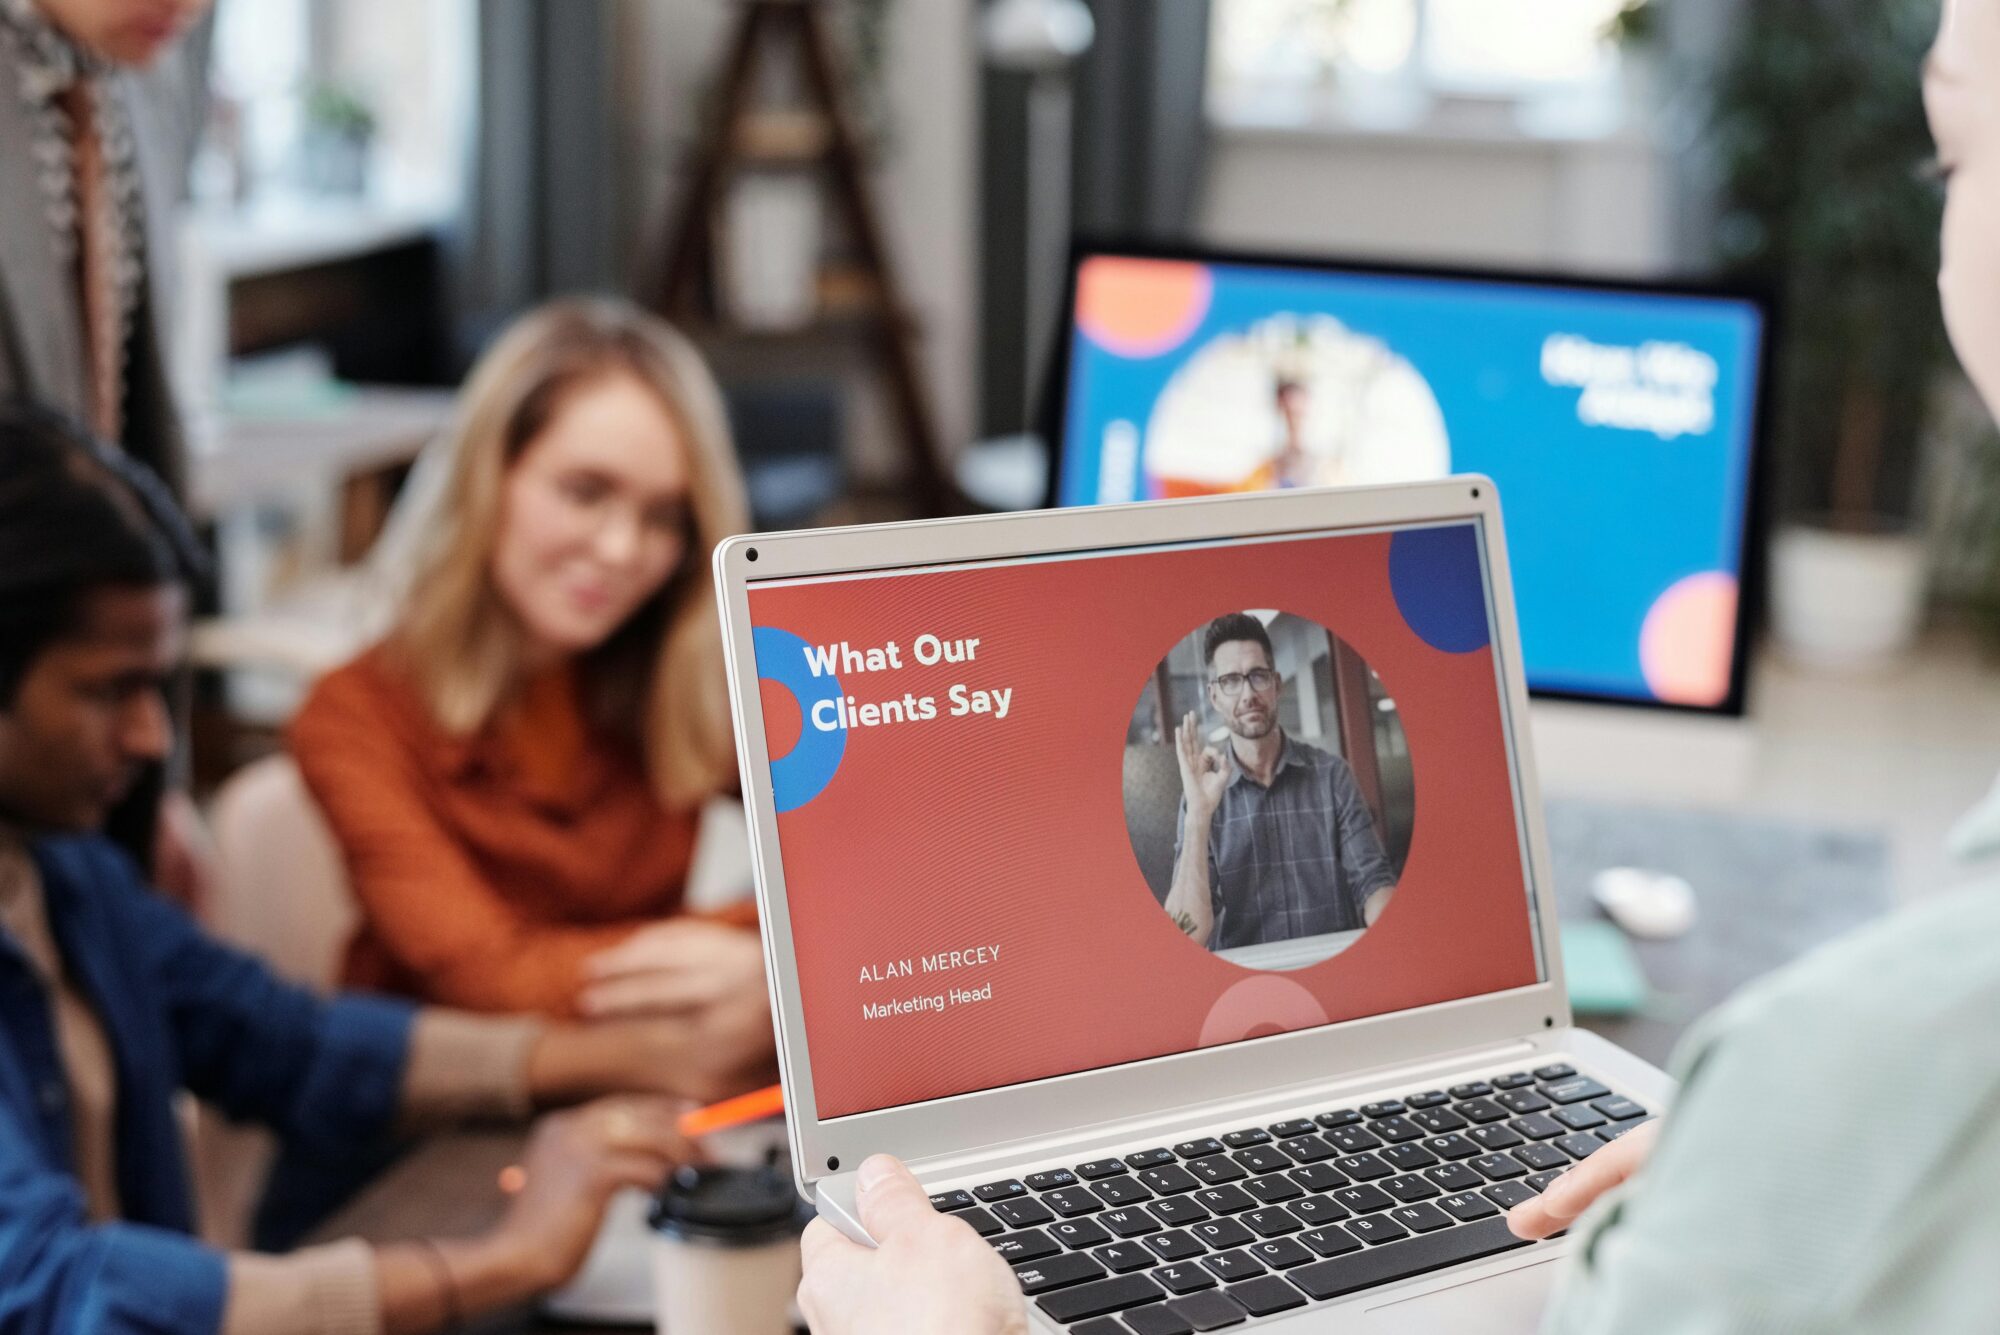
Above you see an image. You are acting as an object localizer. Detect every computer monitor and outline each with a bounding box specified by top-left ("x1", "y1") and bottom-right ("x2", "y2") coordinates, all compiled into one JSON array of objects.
[{"x1": 1045, "y1": 242, "x2": 1771, "y2": 716}]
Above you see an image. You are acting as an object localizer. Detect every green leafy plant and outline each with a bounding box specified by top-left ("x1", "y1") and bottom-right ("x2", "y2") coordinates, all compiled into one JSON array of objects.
[
  {"x1": 1602, "y1": 0, "x2": 1660, "y2": 49},
  {"x1": 303, "y1": 83, "x2": 376, "y2": 140},
  {"x1": 1706, "y1": 0, "x2": 1946, "y2": 527}
]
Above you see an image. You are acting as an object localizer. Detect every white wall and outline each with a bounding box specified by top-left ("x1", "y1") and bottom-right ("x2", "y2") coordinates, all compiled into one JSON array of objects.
[{"x1": 613, "y1": 0, "x2": 979, "y2": 474}]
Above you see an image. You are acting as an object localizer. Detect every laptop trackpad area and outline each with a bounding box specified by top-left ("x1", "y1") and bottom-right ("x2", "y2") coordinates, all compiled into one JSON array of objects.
[{"x1": 1352, "y1": 1254, "x2": 1559, "y2": 1334}]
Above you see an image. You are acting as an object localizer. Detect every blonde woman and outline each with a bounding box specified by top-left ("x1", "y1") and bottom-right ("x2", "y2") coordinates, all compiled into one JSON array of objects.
[{"x1": 291, "y1": 299, "x2": 770, "y2": 1065}]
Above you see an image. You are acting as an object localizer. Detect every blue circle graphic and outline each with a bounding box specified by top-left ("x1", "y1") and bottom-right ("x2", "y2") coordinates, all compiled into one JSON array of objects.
[
  {"x1": 755, "y1": 625, "x2": 846, "y2": 812},
  {"x1": 1389, "y1": 525, "x2": 1490, "y2": 654}
]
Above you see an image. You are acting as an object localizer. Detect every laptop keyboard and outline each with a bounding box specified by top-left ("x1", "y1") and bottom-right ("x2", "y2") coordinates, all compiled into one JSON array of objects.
[{"x1": 928, "y1": 1063, "x2": 1652, "y2": 1332}]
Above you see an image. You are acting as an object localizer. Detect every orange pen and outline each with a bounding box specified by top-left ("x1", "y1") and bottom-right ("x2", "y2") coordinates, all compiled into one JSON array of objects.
[{"x1": 677, "y1": 1083, "x2": 785, "y2": 1139}]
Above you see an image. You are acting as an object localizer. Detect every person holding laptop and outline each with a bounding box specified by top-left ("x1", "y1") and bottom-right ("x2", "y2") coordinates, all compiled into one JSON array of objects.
[
  {"x1": 1165, "y1": 613, "x2": 1396, "y2": 948},
  {"x1": 796, "y1": 1, "x2": 2000, "y2": 1329}
]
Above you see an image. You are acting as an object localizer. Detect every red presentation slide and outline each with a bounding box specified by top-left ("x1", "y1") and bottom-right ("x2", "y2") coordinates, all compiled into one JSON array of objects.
[{"x1": 748, "y1": 524, "x2": 1541, "y2": 1119}]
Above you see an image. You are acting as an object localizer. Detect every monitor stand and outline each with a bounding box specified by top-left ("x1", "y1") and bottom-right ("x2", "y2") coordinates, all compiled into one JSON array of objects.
[{"x1": 1528, "y1": 697, "x2": 1758, "y2": 808}]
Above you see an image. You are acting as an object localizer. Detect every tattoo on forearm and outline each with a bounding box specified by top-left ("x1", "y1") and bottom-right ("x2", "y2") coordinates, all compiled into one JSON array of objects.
[{"x1": 1172, "y1": 911, "x2": 1198, "y2": 937}]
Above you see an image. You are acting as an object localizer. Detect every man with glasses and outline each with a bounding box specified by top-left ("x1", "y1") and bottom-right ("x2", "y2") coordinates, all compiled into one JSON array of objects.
[{"x1": 1164, "y1": 612, "x2": 1396, "y2": 951}]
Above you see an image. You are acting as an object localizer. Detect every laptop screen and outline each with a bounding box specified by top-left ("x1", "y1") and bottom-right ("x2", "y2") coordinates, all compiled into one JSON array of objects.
[
  {"x1": 1051, "y1": 250, "x2": 1767, "y2": 714},
  {"x1": 746, "y1": 518, "x2": 1545, "y2": 1120}
]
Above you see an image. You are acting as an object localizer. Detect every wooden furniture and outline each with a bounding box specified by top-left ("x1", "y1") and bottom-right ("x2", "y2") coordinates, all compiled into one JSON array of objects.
[{"x1": 654, "y1": 0, "x2": 959, "y2": 516}]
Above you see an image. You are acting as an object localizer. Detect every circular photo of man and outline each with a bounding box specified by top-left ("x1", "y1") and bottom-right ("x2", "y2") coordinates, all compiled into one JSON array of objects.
[{"x1": 1122, "y1": 610, "x2": 1414, "y2": 972}]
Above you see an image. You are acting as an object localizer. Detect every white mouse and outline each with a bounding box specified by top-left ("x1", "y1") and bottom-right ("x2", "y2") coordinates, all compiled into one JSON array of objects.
[{"x1": 1590, "y1": 866, "x2": 1697, "y2": 940}]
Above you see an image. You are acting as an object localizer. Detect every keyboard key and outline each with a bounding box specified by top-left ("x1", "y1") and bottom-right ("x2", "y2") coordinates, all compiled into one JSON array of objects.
[
  {"x1": 1093, "y1": 1241, "x2": 1159, "y2": 1273},
  {"x1": 1468, "y1": 1124, "x2": 1526, "y2": 1151},
  {"x1": 1101, "y1": 1207, "x2": 1162, "y2": 1237},
  {"x1": 1231, "y1": 1145, "x2": 1290, "y2": 1174},
  {"x1": 1382, "y1": 1173, "x2": 1440, "y2": 1203},
  {"x1": 1455, "y1": 1098, "x2": 1508, "y2": 1124},
  {"x1": 1406, "y1": 1090, "x2": 1450, "y2": 1109},
  {"x1": 1036, "y1": 1273, "x2": 1164, "y2": 1323},
  {"x1": 991, "y1": 1228, "x2": 1059, "y2": 1263},
  {"x1": 1555, "y1": 1133, "x2": 1603, "y2": 1160},
  {"x1": 1554, "y1": 1106, "x2": 1607, "y2": 1131},
  {"x1": 1600, "y1": 1117, "x2": 1653, "y2": 1142},
  {"x1": 1174, "y1": 1138, "x2": 1226, "y2": 1161},
  {"x1": 1362, "y1": 1100, "x2": 1407, "y2": 1118},
  {"x1": 1411, "y1": 1107, "x2": 1469, "y2": 1134},
  {"x1": 1326, "y1": 1125, "x2": 1384, "y2": 1153},
  {"x1": 1127, "y1": 1149, "x2": 1178, "y2": 1169},
  {"x1": 1287, "y1": 1162, "x2": 1349, "y2": 1193},
  {"x1": 930, "y1": 1189, "x2": 975, "y2": 1211},
  {"x1": 1276, "y1": 1134, "x2": 1338, "y2": 1163},
  {"x1": 1372, "y1": 1116, "x2": 1425, "y2": 1144},
  {"x1": 1424, "y1": 1134, "x2": 1481, "y2": 1161},
  {"x1": 1391, "y1": 1202, "x2": 1455, "y2": 1232},
  {"x1": 1051, "y1": 1218, "x2": 1113, "y2": 1249},
  {"x1": 1069, "y1": 1320, "x2": 1127, "y2": 1335},
  {"x1": 1123, "y1": 1305, "x2": 1196, "y2": 1335},
  {"x1": 1248, "y1": 1236, "x2": 1314, "y2": 1269},
  {"x1": 1045, "y1": 1186, "x2": 1105, "y2": 1217},
  {"x1": 1013, "y1": 1250, "x2": 1106, "y2": 1295},
  {"x1": 1289, "y1": 1195, "x2": 1349, "y2": 1226},
  {"x1": 1165, "y1": 1290, "x2": 1251, "y2": 1330},
  {"x1": 1184, "y1": 1159, "x2": 1248, "y2": 1191},
  {"x1": 1314, "y1": 1108, "x2": 1363, "y2": 1129},
  {"x1": 1593, "y1": 1096, "x2": 1648, "y2": 1121},
  {"x1": 1153, "y1": 1262, "x2": 1218, "y2": 1295},
  {"x1": 1345, "y1": 1213, "x2": 1411, "y2": 1245},
  {"x1": 1533, "y1": 1062, "x2": 1576, "y2": 1081},
  {"x1": 1332, "y1": 1184, "x2": 1394, "y2": 1214},
  {"x1": 1289, "y1": 1216, "x2": 1534, "y2": 1300},
  {"x1": 1026, "y1": 1168, "x2": 1078, "y2": 1192},
  {"x1": 1243, "y1": 1207, "x2": 1303, "y2": 1238},
  {"x1": 1094, "y1": 1177, "x2": 1154, "y2": 1206},
  {"x1": 1199, "y1": 1249, "x2": 1267, "y2": 1283},
  {"x1": 1510, "y1": 1113, "x2": 1565, "y2": 1140},
  {"x1": 1494, "y1": 1071, "x2": 1537, "y2": 1089},
  {"x1": 1267, "y1": 1118, "x2": 1317, "y2": 1138},
  {"x1": 1497, "y1": 1089, "x2": 1552, "y2": 1115},
  {"x1": 1525, "y1": 1169, "x2": 1568, "y2": 1192},
  {"x1": 1194, "y1": 1185, "x2": 1257, "y2": 1215},
  {"x1": 1448, "y1": 1081, "x2": 1493, "y2": 1099},
  {"x1": 1333, "y1": 1153, "x2": 1393, "y2": 1181},
  {"x1": 1472, "y1": 1153, "x2": 1527, "y2": 1181},
  {"x1": 992, "y1": 1197, "x2": 1054, "y2": 1229},
  {"x1": 1438, "y1": 1191, "x2": 1501, "y2": 1222},
  {"x1": 1148, "y1": 1197, "x2": 1211, "y2": 1228},
  {"x1": 1379, "y1": 1143, "x2": 1439, "y2": 1171},
  {"x1": 1542, "y1": 1077, "x2": 1611, "y2": 1105},
  {"x1": 957, "y1": 1206, "x2": 1003, "y2": 1237},
  {"x1": 1076, "y1": 1159, "x2": 1129, "y2": 1180},
  {"x1": 1143, "y1": 1230, "x2": 1207, "y2": 1263},
  {"x1": 1141, "y1": 1166, "x2": 1200, "y2": 1196},
  {"x1": 1513, "y1": 1143, "x2": 1568, "y2": 1172},
  {"x1": 1482, "y1": 1180, "x2": 1538, "y2": 1210},
  {"x1": 1242, "y1": 1174, "x2": 1304, "y2": 1204},
  {"x1": 1190, "y1": 1218, "x2": 1255, "y2": 1250},
  {"x1": 1301, "y1": 1225, "x2": 1363, "y2": 1257},
  {"x1": 974, "y1": 1179, "x2": 1027, "y2": 1202},
  {"x1": 1221, "y1": 1127, "x2": 1271, "y2": 1149},
  {"x1": 1424, "y1": 1163, "x2": 1484, "y2": 1192},
  {"x1": 1230, "y1": 1274, "x2": 1308, "y2": 1317}
]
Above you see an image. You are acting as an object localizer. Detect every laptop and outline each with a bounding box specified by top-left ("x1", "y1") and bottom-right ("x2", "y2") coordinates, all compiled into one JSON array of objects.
[{"x1": 713, "y1": 477, "x2": 1672, "y2": 1332}]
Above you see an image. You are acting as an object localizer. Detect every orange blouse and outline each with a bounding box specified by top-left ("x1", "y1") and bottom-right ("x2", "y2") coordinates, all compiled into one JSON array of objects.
[{"x1": 290, "y1": 645, "x2": 750, "y2": 1017}]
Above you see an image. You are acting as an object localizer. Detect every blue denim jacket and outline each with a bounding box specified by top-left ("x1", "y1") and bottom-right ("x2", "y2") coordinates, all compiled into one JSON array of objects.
[{"x1": 0, "y1": 835, "x2": 414, "y2": 1335}]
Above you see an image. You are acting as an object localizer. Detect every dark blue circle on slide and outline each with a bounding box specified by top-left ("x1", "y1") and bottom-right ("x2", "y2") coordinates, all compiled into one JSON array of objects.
[
  {"x1": 1389, "y1": 525, "x2": 1489, "y2": 654},
  {"x1": 756, "y1": 625, "x2": 846, "y2": 813}
]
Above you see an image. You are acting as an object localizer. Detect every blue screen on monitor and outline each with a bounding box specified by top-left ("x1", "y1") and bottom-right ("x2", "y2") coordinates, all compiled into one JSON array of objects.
[{"x1": 1055, "y1": 254, "x2": 1765, "y2": 710}]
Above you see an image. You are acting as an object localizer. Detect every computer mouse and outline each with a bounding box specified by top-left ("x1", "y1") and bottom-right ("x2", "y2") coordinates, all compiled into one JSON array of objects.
[{"x1": 1590, "y1": 866, "x2": 1696, "y2": 940}]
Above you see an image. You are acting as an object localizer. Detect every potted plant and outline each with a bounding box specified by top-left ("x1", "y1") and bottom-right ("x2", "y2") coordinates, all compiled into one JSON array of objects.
[
  {"x1": 1706, "y1": 0, "x2": 1948, "y2": 670},
  {"x1": 301, "y1": 82, "x2": 377, "y2": 197}
]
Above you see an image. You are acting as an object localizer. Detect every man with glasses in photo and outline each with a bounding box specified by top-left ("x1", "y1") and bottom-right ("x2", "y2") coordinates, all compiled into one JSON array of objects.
[{"x1": 1164, "y1": 612, "x2": 1397, "y2": 951}]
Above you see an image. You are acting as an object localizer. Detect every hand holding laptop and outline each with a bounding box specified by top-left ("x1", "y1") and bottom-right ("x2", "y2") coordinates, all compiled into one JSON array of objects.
[{"x1": 799, "y1": 1154, "x2": 1028, "y2": 1335}]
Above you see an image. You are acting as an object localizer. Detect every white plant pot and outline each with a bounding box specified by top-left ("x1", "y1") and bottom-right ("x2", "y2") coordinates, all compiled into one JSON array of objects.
[
  {"x1": 722, "y1": 174, "x2": 821, "y2": 331},
  {"x1": 1770, "y1": 524, "x2": 1928, "y2": 671}
]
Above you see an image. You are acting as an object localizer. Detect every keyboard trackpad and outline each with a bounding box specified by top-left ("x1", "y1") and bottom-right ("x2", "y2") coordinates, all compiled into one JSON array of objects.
[{"x1": 1357, "y1": 1253, "x2": 1558, "y2": 1334}]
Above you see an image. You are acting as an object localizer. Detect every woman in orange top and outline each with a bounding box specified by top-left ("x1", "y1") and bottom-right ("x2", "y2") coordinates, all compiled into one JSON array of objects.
[{"x1": 291, "y1": 299, "x2": 768, "y2": 1062}]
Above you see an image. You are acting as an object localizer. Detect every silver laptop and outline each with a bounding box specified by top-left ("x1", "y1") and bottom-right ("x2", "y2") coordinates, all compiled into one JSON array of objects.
[{"x1": 714, "y1": 477, "x2": 1671, "y2": 1333}]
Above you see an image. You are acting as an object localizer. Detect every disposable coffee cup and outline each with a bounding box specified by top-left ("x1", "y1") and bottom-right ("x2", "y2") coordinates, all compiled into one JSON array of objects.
[{"x1": 650, "y1": 1161, "x2": 805, "y2": 1335}]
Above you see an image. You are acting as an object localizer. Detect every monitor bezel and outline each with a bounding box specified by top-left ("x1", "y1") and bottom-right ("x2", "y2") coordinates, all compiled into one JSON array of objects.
[
  {"x1": 1037, "y1": 236, "x2": 1777, "y2": 720},
  {"x1": 714, "y1": 478, "x2": 1571, "y2": 1196}
]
